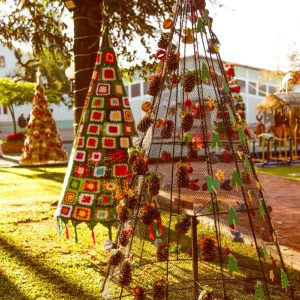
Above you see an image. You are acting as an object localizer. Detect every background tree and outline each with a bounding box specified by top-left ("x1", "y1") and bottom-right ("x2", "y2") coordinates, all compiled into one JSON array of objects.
[
  {"x1": 0, "y1": 0, "x2": 176, "y2": 135},
  {"x1": 0, "y1": 78, "x2": 60, "y2": 134}
]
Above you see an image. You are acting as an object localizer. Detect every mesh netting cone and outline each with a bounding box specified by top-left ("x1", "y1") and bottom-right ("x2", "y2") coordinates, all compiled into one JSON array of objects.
[
  {"x1": 56, "y1": 29, "x2": 137, "y2": 240},
  {"x1": 102, "y1": 1, "x2": 296, "y2": 299},
  {"x1": 19, "y1": 82, "x2": 68, "y2": 165}
]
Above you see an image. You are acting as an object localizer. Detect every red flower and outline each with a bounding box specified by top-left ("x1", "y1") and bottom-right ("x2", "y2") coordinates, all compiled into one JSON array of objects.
[{"x1": 6, "y1": 132, "x2": 25, "y2": 142}]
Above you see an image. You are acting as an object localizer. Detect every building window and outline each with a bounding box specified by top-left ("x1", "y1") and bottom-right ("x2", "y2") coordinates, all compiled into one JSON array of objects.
[
  {"x1": 237, "y1": 79, "x2": 245, "y2": 93},
  {"x1": 268, "y1": 85, "x2": 276, "y2": 94},
  {"x1": 131, "y1": 83, "x2": 141, "y2": 98},
  {"x1": 248, "y1": 82, "x2": 257, "y2": 95},
  {"x1": 3, "y1": 106, "x2": 8, "y2": 115},
  {"x1": 0, "y1": 56, "x2": 5, "y2": 67},
  {"x1": 258, "y1": 84, "x2": 266, "y2": 96}
]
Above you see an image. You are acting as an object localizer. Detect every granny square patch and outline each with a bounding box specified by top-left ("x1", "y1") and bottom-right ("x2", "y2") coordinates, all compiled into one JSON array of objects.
[
  {"x1": 94, "y1": 209, "x2": 110, "y2": 221},
  {"x1": 109, "y1": 110, "x2": 122, "y2": 122},
  {"x1": 108, "y1": 149, "x2": 126, "y2": 163},
  {"x1": 114, "y1": 84, "x2": 124, "y2": 95},
  {"x1": 77, "y1": 137, "x2": 84, "y2": 148},
  {"x1": 63, "y1": 192, "x2": 76, "y2": 204},
  {"x1": 123, "y1": 123, "x2": 133, "y2": 135},
  {"x1": 95, "y1": 52, "x2": 102, "y2": 64},
  {"x1": 78, "y1": 124, "x2": 85, "y2": 134},
  {"x1": 60, "y1": 204, "x2": 73, "y2": 218},
  {"x1": 102, "y1": 137, "x2": 116, "y2": 149},
  {"x1": 87, "y1": 124, "x2": 101, "y2": 135},
  {"x1": 89, "y1": 151, "x2": 103, "y2": 163},
  {"x1": 96, "y1": 83, "x2": 110, "y2": 96},
  {"x1": 86, "y1": 137, "x2": 99, "y2": 149},
  {"x1": 108, "y1": 97, "x2": 121, "y2": 108},
  {"x1": 91, "y1": 97, "x2": 104, "y2": 108},
  {"x1": 92, "y1": 68, "x2": 99, "y2": 81},
  {"x1": 93, "y1": 166, "x2": 107, "y2": 178},
  {"x1": 68, "y1": 178, "x2": 81, "y2": 190},
  {"x1": 74, "y1": 150, "x2": 86, "y2": 162},
  {"x1": 123, "y1": 97, "x2": 130, "y2": 107},
  {"x1": 120, "y1": 137, "x2": 130, "y2": 148},
  {"x1": 88, "y1": 83, "x2": 95, "y2": 95},
  {"x1": 97, "y1": 194, "x2": 115, "y2": 206},
  {"x1": 74, "y1": 163, "x2": 89, "y2": 177},
  {"x1": 90, "y1": 110, "x2": 104, "y2": 122},
  {"x1": 102, "y1": 68, "x2": 116, "y2": 81},
  {"x1": 82, "y1": 179, "x2": 100, "y2": 193},
  {"x1": 84, "y1": 97, "x2": 89, "y2": 107},
  {"x1": 73, "y1": 206, "x2": 91, "y2": 221},
  {"x1": 78, "y1": 193, "x2": 95, "y2": 206},
  {"x1": 123, "y1": 109, "x2": 133, "y2": 122},
  {"x1": 113, "y1": 164, "x2": 129, "y2": 177},
  {"x1": 104, "y1": 123, "x2": 121, "y2": 136},
  {"x1": 104, "y1": 50, "x2": 115, "y2": 64},
  {"x1": 102, "y1": 180, "x2": 120, "y2": 193}
]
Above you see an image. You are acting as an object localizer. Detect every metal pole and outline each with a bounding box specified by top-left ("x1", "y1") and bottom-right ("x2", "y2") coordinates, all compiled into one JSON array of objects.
[{"x1": 191, "y1": 215, "x2": 199, "y2": 299}]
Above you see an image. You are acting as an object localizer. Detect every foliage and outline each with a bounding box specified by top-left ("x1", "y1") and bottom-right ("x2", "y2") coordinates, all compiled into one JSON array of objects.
[
  {"x1": 5, "y1": 132, "x2": 25, "y2": 142},
  {"x1": 0, "y1": 77, "x2": 61, "y2": 107}
]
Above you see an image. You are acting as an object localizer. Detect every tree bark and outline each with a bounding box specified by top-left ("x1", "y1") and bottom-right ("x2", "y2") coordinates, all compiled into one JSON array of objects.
[
  {"x1": 8, "y1": 105, "x2": 17, "y2": 134},
  {"x1": 73, "y1": 0, "x2": 103, "y2": 136}
]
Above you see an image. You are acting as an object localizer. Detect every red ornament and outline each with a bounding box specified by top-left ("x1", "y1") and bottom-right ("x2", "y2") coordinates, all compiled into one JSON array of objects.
[
  {"x1": 184, "y1": 97, "x2": 193, "y2": 108},
  {"x1": 231, "y1": 85, "x2": 241, "y2": 93},
  {"x1": 225, "y1": 247, "x2": 231, "y2": 256},
  {"x1": 222, "y1": 148, "x2": 232, "y2": 163},
  {"x1": 202, "y1": 182, "x2": 208, "y2": 191},
  {"x1": 188, "y1": 180, "x2": 200, "y2": 191},
  {"x1": 170, "y1": 74, "x2": 180, "y2": 85},
  {"x1": 156, "y1": 49, "x2": 167, "y2": 61},
  {"x1": 161, "y1": 151, "x2": 171, "y2": 161}
]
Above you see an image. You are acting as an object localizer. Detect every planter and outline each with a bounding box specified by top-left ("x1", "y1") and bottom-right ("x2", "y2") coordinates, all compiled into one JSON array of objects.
[{"x1": 1, "y1": 141, "x2": 23, "y2": 154}]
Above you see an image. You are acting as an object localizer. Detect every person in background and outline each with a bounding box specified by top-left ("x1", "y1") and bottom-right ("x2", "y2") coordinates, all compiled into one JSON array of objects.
[{"x1": 18, "y1": 114, "x2": 27, "y2": 129}]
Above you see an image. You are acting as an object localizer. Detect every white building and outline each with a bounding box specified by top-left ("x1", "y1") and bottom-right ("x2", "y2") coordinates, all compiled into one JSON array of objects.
[{"x1": 0, "y1": 45, "x2": 278, "y2": 133}]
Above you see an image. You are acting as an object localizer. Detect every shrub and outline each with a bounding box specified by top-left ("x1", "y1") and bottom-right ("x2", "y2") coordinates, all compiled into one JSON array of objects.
[{"x1": 6, "y1": 132, "x2": 25, "y2": 142}]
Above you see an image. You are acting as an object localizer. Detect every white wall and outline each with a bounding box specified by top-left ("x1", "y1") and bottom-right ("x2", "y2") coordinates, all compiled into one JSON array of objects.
[{"x1": 0, "y1": 44, "x2": 17, "y2": 78}]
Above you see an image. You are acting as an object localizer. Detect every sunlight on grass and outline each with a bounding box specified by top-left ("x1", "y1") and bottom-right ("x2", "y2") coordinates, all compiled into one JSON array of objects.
[{"x1": 256, "y1": 165, "x2": 300, "y2": 182}]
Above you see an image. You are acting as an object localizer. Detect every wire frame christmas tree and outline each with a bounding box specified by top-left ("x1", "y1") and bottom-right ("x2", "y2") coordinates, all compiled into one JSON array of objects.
[
  {"x1": 102, "y1": 1, "x2": 295, "y2": 299},
  {"x1": 55, "y1": 29, "x2": 137, "y2": 241},
  {"x1": 20, "y1": 71, "x2": 68, "y2": 165}
]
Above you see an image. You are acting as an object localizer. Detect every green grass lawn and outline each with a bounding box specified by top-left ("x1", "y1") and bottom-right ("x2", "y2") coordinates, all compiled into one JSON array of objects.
[
  {"x1": 0, "y1": 167, "x2": 299, "y2": 299},
  {"x1": 256, "y1": 165, "x2": 300, "y2": 182}
]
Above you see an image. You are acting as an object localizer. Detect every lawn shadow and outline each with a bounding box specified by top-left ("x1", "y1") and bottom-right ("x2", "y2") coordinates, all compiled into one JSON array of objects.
[{"x1": 0, "y1": 235, "x2": 101, "y2": 300}]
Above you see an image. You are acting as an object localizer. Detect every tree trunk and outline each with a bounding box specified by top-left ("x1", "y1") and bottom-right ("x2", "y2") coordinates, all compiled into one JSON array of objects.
[
  {"x1": 73, "y1": 0, "x2": 103, "y2": 136},
  {"x1": 8, "y1": 105, "x2": 17, "y2": 134}
]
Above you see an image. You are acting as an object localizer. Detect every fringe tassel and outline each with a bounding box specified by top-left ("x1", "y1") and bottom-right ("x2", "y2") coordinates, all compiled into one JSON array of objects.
[
  {"x1": 157, "y1": 214, "x2": 163, "y2": 234},
  {"x1": 57, "y1": 219, "x2": 63, "y2": 237},
  {"x1": 74, "y1": 226, "x2": 78, "y2": 243},
  {"x1": 149, "y1": 224, "x2": 155, "y2": 241},
  {"x1": 92, "y1": 230, "x2": 96, "y2": 245},
  {"x1": 65, "y1": 223, "x2": 70, "y2": 240}
]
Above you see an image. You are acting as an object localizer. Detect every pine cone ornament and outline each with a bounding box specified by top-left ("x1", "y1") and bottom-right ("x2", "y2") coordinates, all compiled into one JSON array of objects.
[
  {"x1": 124, "y1": 195, "x2": 138, "y2": 209},
  {"x1": 183, "y1": 71, "x2": 196, "y2": 93},
  {"x1": 119, "y1": 260, "x2": 132, "y2": 286},
  {"x1": 175, "y1": 215, "x2": 191, "y2": 235},
  {"x1": 109, "y1": 249, "x2": 124, "y2": 266},
  {"x1": 147, "y1": 174, "x2": 161, "y2": 196},
  {"x1": 194, "y1": 0, "x2": 206, "y2": 10},
  {"x1": 128, "y1": 152, "x2": 138, "y2": 165},
  {"x1": 160, "y1": 120, "x2": 174, "y2": 139},
  {"x1": 137, "y1": 116, "x2": 153, "y2": 133},
  {"x1": 167, "y1": 52, "x2": 179, "y2": 72},
  {"x1": 119, "y1": 226, "x2": 133, "y2": 247},
  {"x1": 187, "y1": 142, "x2": 198, "y2": 159},
  {"x1": 158, "y1": 33, "x2": 170, "y2": 49},
  {"x1": 156, "y1": 242, "x2": 169, "y2": 262},
  {"x1": 133, "y1": 158, "x2": 148, "y2": 175},
  {"x1": 118, "y1": 206, "x2": 129, "y2": 223},
  {"x1": 181, "y1": 112, "x2": 194, "y2": 132},
  {"x1": 132, "y1": 285, "x2": 146, "y2": 300},
  {"x1": 153, "y1": 279, "x2": 167, "y2": 299},
  {"x1": 140, "y1": 203, "x2": 159, "y2": 225},
  {"x1": 200, "y1": 237, "x2": 216, "y2": 261},
  {"x1": 176, "y1": 166, "x2": 190, "y2": 188},
  {"x1": 148, "y1": 75, "x2": 161, "y2": 96}
]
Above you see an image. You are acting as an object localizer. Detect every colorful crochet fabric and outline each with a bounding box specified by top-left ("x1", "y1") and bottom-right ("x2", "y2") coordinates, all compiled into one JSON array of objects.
[{"x1": 56, "y1": 29, "x2": 137, "y2": 237}]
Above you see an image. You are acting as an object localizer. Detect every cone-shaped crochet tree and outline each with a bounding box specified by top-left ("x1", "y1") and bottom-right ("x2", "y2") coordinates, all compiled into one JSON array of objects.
[
  {"x1": 102, "y1": 1, "x2": 295, "y2": 299},
  {"x1": 19, "y1": 72, "x2": 68, "y2": 165},
  {"x1": 56, "y1": 29, "x2": 137, "y2": 240}
]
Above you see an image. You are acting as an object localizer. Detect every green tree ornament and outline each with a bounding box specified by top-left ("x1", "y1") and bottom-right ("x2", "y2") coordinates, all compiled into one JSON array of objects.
[
  {"x1": 227, "y1": 206, "x2": 240, "y2": 227},
  {"x1": 244, "y1": 156, "x2": 252, "y2": 173},
  {"x1": 205, "y1": 175, "x2": 220, "y2": 194},
  {"x1": 259, "y1": 199, "x2": 267, "y2": 220},
  {"x1": 197, "y1": 18, "x2": 206, "y2": 33},
  {"x1": 260, "y1": 243, "x2": 268, "y2": 260},
  {"x1": 200, "y1": 63, "x2": 211, "y2": 81},
  {"x1": 230, "y1": 169, "x2": 243, "y2": 190},
  {"x1": 280, "y1": 269, "x2": 289, "y2": 291},
  {"x1": 254, "y1": 281, "x2": 265, "y2": 300},
  {"x1": 222, "y1": 77, "x2": 230, "y2": 93},
  {"x1": 211, "y1": 131, "x2": 222, "y2": 150},
  {"x1": 228, "y1": 254, "x2": 240, "y2": 276},
  {"x1": 238, "y1": 125, "x2": 248, "y2": 144}
]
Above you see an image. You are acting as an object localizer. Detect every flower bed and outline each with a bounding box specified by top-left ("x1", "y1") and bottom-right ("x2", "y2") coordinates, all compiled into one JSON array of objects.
[{"x1": 0, "y1": 132, "x2": 25, "y2": 154}]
